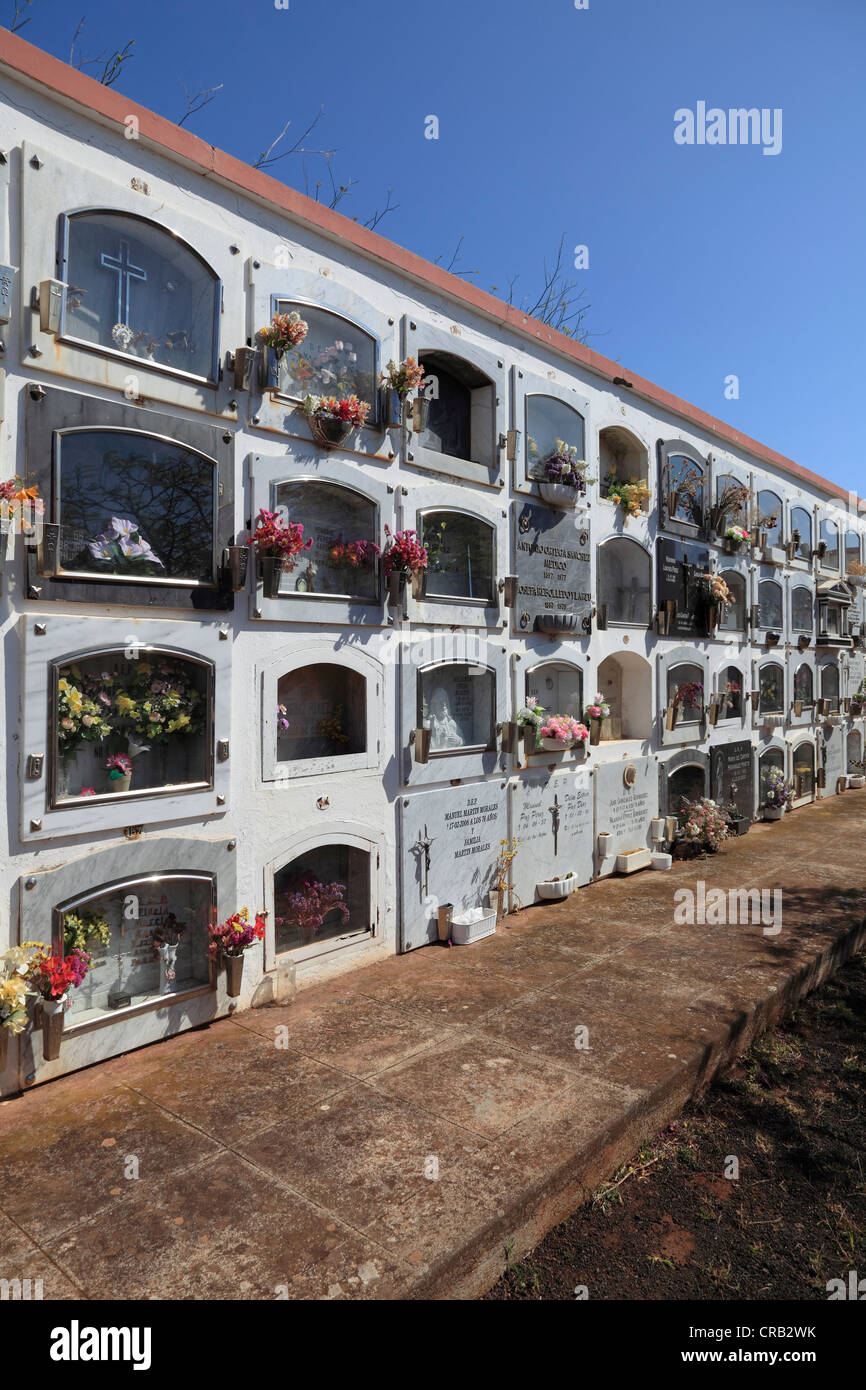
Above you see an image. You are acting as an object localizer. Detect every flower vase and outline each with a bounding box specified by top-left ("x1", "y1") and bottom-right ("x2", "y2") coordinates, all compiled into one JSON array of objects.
[
  {"x1": 541, "y1": 736, "x2": 573, "y2": 752},
  {"x1": 763, "y1": 806, "x2": 785, "y2": 821},
  {"x1": 156, "y1": 942, "x2": 179, "y2": 995},
  {"x1": 41, "y1": 995, "x2": 67, "y2": 1061},
  {"x1": 261, "y1": 555, "x2": 286, "y2": 599},
  {"x1": 410, "y1": 568, "x2": 427, "y2": 600},
  {"x1": 411, "y1": 396, "x2": 431, "y2": 433},
  {"x1": 538, "y1": 482, "x2": 580, "y2": 508},
  {"x1": 589, "y1": 717, "x2": 601, "y2": 745},
  {"x1": 110, "y1": 773, "x2": 132, "y2": 794},
  {"x1": 309, "y1": 414, "x2": 353, "y2": 450},
  {"x1": 223, "y1": 953, "x2": 244, "y2": 999},
  {"x1": 387, "y1": 570, "x2": 406, "y2": 606}
]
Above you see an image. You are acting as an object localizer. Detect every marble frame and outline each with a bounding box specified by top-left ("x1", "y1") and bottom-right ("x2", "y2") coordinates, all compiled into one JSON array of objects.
[{"x1": 399, "y1": 634, "x2": 508, "y2": 787}]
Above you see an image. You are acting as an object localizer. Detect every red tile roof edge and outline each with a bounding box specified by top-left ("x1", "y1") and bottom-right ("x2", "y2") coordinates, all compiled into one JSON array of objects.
[{"x1": 0, "y1": 27, "x2": 859, "y2": 512}]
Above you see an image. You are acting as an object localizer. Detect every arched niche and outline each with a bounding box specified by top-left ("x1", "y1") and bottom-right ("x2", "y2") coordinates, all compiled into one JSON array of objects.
[
  {"x1": 718, "y1": 570, "x2": 747, "y2": 632},
  {"x1": 526, "y1": 394, "x2": 586, "y2": 479},
  {"x1": 791, "y1": 585, "x2": 813, "y2": 633},
  {"x1": 821, "y1": 662, "x2": 841, "y2": 710},
  {"x1": 758, "y1": 579, "x2": 783, "y2": 632},
  {"x1": 791, "y1": 506, "x2": 812, "y2": 561},
  {"x1": 417, "y1": 349, "x2": 496, "y2": 467},
  {"x1": 418, "y1": 660, "x2": 497, "y2": 754},
  {"x1": 757, "y1": 660, "x2": 785, "y2": 715},
  {"x1": 758, "y1": 744, "x2": 786, "y2": 804},
  {"x1": 715, "y1": 662, "x2": 744, "y2": 722},
  {"x1": 793, "y1": 662, "x2": 814, "y2": 708},
  {"x1": 59, "y1": 208, "x2": 221, "y2": 383},
  {"x1": 756, "y1": 489, "x2": 783, "y2": 547},
  {"x1": 599, "y1": 425, "x2": 649, "y2": 506},
  {"x1": 268, "y1": 299, "x2": 378, "y2": 422},
  {"x1": 847, "y1": 727, "x2": 863, "y2": 773},
  {"x1": 820, "y1": 517, "x2": 840, "y2": 570},
  {"x1": 419, "y1": 508, "x2": 496, "y2": 604},
  {"x1": 659, "y1": 439, "x2": 707, "y2": 535},
  {"x1": 597, "y1": 651, "x2": 652, "y2": 740},
  {"x1": 524, "y1": 659, "x2": 583, "y2": 721},
  {"x1": 264, "y1": 822, "x2": 381, "y2": 966},
  {"x1": 260, "y1": 641, "x2": 383, "y2": 781},
  {"x1": 597, "y1": 536, "x2": 652, "y2": 627},
  {"x1": 659, "y1": 748, "x2": 710, "y2": 818},
  {"x1": 273, "y1": 477, "x2": 380, "y2": 602},
  {"x1": 792, "y1": 740, "x2": 816, "y2": 802}
]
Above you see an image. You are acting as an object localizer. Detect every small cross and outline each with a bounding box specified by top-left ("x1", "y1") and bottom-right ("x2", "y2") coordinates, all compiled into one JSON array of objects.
[
  {"x1": 550, "y1": 794, "x2": 561, "y2": 857},
  {"x1": 99, "y1": 239, "x2": 147, "y2": 325},
  {"x1": 412, "y1": 824, "x2": 437, "y2": 897}
]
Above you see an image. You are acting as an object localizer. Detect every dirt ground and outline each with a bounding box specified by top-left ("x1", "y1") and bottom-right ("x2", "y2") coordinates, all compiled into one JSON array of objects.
[{"x1": 486, "y1": 950, "x2": 866, "y2": 1301}]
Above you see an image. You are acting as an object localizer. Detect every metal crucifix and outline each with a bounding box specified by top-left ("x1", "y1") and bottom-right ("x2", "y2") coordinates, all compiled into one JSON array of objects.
[
  {"x1": 412, "y1": 823, "x2": 437, "y2": 897},
  {"x1": 99, "y1": 239, "x2": 147, "y2": 325},
  {"x1": 550, "y1": 794, "x2": 561, "y2": 857}
]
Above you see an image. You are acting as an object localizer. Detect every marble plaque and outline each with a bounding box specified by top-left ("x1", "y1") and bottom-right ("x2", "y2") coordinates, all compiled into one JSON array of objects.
[
  {"x1": 822, "y1": 725, "x2": 845, "y2": 789},
  {"x1": 656, "y1": 538, "x2": 710, "y2": 637},
  {"x1": 710, "y1": 740, "x2": 754, "y2": 818},
  {"x1": 0, "y1": 263, "x2": 12, "y2": 324},
  {"x1": 509, "y1": 768, "x2": 594, "y2": 904},
  {"x1": 399, "y1": 783, "x2": 508, "y2": 950},
  {"x1": 594, "y1": 756, "x2": 658, "y2": 873},
  {"x1": 512, "y1": 501, "x2": 591, "y2": 633}
]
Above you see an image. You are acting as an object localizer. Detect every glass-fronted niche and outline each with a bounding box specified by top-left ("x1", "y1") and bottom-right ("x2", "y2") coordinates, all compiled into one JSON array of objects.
[
  {"x1": 791, "y1": 506, "x2": 812, "y2": 561},
  {"x1": 792, "y1": 742, "x2": 816, "y2": 800},
  {"x1": 55, "y1": 873, "x2": 214, "y2": 1031},
  {"x1": 267, "y1": 299, "x2": 378, "y2": 422},
  {"x1": 273, "y1": 844, "x2": 371, "y2": 956},
  {"x1": 758, "y1": 662, "x2": 785, "y2": 714},
  {"x1": 525, "y1": 394, "x2": 586, "y2": 480},
  {"x1": 273, "y1": 479, "x2": 380, "y2": 601},
  {"x1": 419, "y1": 510, "x2": 495, "y2": 603},
  {"x1": 598, "y1": 538, "x2": 652, "y2": 627},
  {"x1": 418, "y1": 663, "x2": 496, "y2": 754},
  {"x1": 25, "y1": 387, "x2": 234, "y2": 609},
  {"x1": 404, "y1": 318, "x2": 506, "y2": 485},
  {"x1": 658, "y1": 439, "x2": 709, "y2": 536},
  {"x1": 759, "y1": 746, "x2": 786, "y2": 802},
  {"x1": 525, "y1": 660, "x2": 583, "y2": 719},
  {"x1": 59, "y1": 211, "x2": 220, "y2": 383},
  {"x1": 22, "y1": 615, "x2": 230, "y2": 842}
]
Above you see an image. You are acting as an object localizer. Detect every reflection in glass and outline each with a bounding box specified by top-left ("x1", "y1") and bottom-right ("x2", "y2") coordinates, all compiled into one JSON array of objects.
[
  {"x1": 419, "y1": 665, "x2": 495, "y2": 752},
  {"x1": 759, "y1": 664, "x2": 784, "y2": 713},
  {"x1": 421, "y1": 511, "x2": 494, "y2": 601},
  {"x1": 756, "y1": 491, "x2": 783, "y2": 547},
  {"x1": 792, "y1": 743, "x2": 815, "y2": 797},
  {"x1": 791, "y1": 586, "x2": 813, "y2": 632},
  {"x1": 274, "y1": 844, "x2": 369, "y2": 953},
  {"x1": 63, "y1": 212, "x2": 218, "y2": 379},
  {"x1": 758, "y1": 580, "x2": 783, "y2": 629},
  {"x1": 666, "y1": 454, "x2": 704, "y2": 526},
  {"x1": 821, "y1": 663, "x2": 840, "y2": 710},
  {"x1": 526, "y1": 395, "x2": 585, "y2": 476},
  {"x1": 272, "y1": 301, "x2": 376, "y2": 410},
  {"x1": 56, "y1": 430, "x2": 215, "y2": 582},
  {"x1": 598, "y1": 539, "x2": 651, "y2": 625},
  {"x1": 820, "y1": 519, "x2": 839, "y2": 568},
  {"x1": 791, "y1": 507, "x2": 812, "y2": 560},
  {"x1": 669, "y1": 662, "x2": 703, "y2": 723},
  {"x1": 794, "y1": 664, "x2": 813, "y2": 706},
  {"x1": 274, "y1": 480, "x2": 378, "y2": 601},
  {"x1": 56, "y1": 874, "x2": 213, "y2": 1025}
]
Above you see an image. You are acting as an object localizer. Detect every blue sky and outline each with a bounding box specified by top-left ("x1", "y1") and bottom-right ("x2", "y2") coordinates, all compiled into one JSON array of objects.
[{"x1": 9, "y1": 0, "x2": 866, "y2": 495}]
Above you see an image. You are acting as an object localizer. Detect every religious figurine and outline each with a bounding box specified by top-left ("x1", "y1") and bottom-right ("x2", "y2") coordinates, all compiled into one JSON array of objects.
[
  {"x1": 152, "y1": 913, "x2": 185, "y2": 995},
  {"x1": 426, "y1": 686, "x2": 462, "y2": 749}
]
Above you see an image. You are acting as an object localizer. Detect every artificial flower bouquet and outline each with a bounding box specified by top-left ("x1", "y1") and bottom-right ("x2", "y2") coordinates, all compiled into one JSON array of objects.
[
  {"x1": 540, "y1": 714, "x2": 589, "y2": 746},
  {"x1": 87, "y1": 517, "x2": 164, "y2": 574},
  {"x1": 697, "y1": 573, "x2": 733, "y2": 607},
  {"x1": 27, "y1": 945, "x2": 92, "y2": 1000},
  {"x1": 677, "y1": 798, "x2": 728, "y2": 853},
  {"x1": 540, "y1": 441, "x2": 591, "y2": 491},
  {"x1": 674, "y1": 680, "x2": 704, "y2": 711},
  {"x1": 763, "y1": 768, "x2": 793, "y2": 810},
  {"x1": 724, "y1": 524, "x2": 751, "y2": 544},
  {"x1": 116, "y1": 659, "x2": 204, "y2": 744},
  {"x1": 328, "y1": 537, "x2": 381, "y2": 571},
  {"x1": 207, "y1": 907, "x2": 267, "y2": 960},
  {"x1": 584, "y1": 695, "x2": 611, "y2": 722},
  {"x1": 63, "y1": 910, "x2": 111, "y2": 954},
  {"x1": 258, "y1": 310, "x2": 308, "y2": 357},
  {"x1": 382, "y1": 525, "x2": 428, "y2": 578},
  {"x1": 0, "y1": 943, "x2": 44, "y2": 1034},
  {"x1": 605, "y1": 477, "x2": 650, "y2": 523},
  {"x1": 302, "y1": 393, "x2": 371, "y2": 428},
  {"x1": 106, "y1": 752, "x2": 133, "y2": 783},
  {"x1": 276, "y1": 881, "x2": 349, "y2": 940},
  {"x1": 379, "y1": 356, "x2": 426, "y2": 398},
  {"x1": 250, "y1": 508, "x2": 313, "y2": 567},
  {"x1": 57, "y1": 671, "x2": 114, "y2": 755},
  {"x1": 0, "y1": 477, "x2": 44, "y2": 534}
]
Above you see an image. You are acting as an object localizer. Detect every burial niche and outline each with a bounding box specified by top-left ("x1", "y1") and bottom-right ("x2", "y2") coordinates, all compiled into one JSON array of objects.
[
  {"x1": 525, "y1": 660, "x2": 583, "y2": 720},
  {"x1": 668, "y1": 660, "x2": 704, "y2": 725},
  {"x1": 792, "y1": 742, "x2": 815, "y2": 799},
  {"x1": 599, "y1": 425, "x2": 648, "y2": 504},
  {"x1": 794, "y1": 663, "x2": 814, "y2": 708},
  {"x1": 53, "y1": 648, "x2": 211, "y2": 805},
  {"x1": 53, "y1": 428, "x2": 217, "y2": 584},
  {"x1": 758, "y1": 663, "x2": 784, "y2": 714},
  {"x1": 792, "y1": 586, "x2": 813, "y2": 632},
  {"x1": 848, "y1": 728, "x2": 863, "y2": 773},
  {"x1": 56, "y1": 872, "x2": 213, "y2": 1027},
  {"x1": 273, "y1": 479, "x2": 379, "y2": 601},
  {"x1": 597, "y1": 652, "x2": 651, "y2": 739},
  {"x1": 270, "y1": 301, "x2": 377, "y2": 417},
  {"x1": 419, "y1": 510, "x2": 495, "y2": 602},
  {"x1": 273, "y1": 844, "x2": 369, "y2": 953},
  {"x1": 526, "y1": 395, "x2": 586, "y2": 479},
  {"x1": 718, "y1": 570, "x2": 746, "y2": 631},
  {"x1": 820, "y1": 518, "x2": 840, "y2": 569},
  {"x1": 668, "y1": 763, "x2": 706, "y2": 821},
  {"x1": 845, "y1": 530, "x2": 862, "y2": 574},
  {"x1": 597, "y1": 537, "x2": 652, "y2": 627},
  {"x1": 758, "y1": 580, "x2": 783, "y2": 631},
  {"x1": 418, "y1": 662, "x2": 495, "y2": 754},
  {"x1": 759, "y1": 747, "x2": 785, "y2": 802},
  {"x1": 418, "y1": 350, "x2": 495, "y2": 466},
  {"x1": 791, "y1": 506, "x2": 812, "y2": 560},
  {"x1": 60, "y1": 210, "x2": 219, "y2": 380},
  {"x1": 276, "y1": 664, "x2": 365, "y2": 764},
  {"x1": 664, "y1": 450, "x2": 705, "y2": 528},
  {"x1": 719, "y1": 665, "x2": 743, "y2": 719},
  {"x1": 756, "y1": 490, "x2": 783, "y2": 547},
  {"x1": 821, "y1": 663, "x2": 841, "y2": 711}
]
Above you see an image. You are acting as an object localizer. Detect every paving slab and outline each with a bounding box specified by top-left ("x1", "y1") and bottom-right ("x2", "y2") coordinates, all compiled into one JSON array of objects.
[{"x1": 1, "y1": 792, "x2": 865, "y2": 1300}]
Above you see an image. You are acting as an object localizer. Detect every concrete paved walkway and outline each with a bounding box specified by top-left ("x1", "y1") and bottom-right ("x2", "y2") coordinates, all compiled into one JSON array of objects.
[{"x1": 2, "y1": 795, "x2": 864, "y2": 1301}]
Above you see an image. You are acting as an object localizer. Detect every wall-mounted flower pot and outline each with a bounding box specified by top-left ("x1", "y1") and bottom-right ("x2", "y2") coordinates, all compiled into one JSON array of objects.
[
  {"x1": 707, "y1": 698, "x2": 720, "y2": 726},
  {"x1": 521, "y1": 727, "x2": 538, "y2": 758},
  {"x1": 538, "y1": 482, "x2": 581, "y2": 508},
  {"x1": 412, "y1": 396, "x2": 431, "y2": 433},
  {"x1": 763, "y1": 806, "x2": 785, "y2": 821},
  {"x1": 499, "y1": 721, "x2": 518, "y2": 753},
  {"x1": 223, "y1": 953, "x2": 244, "y2": 999},
  {"x1": 501, "y1": 575, "x2": 518, "y2": 608},
  {"x1": 309, "y1": 415, "x2": 353, "y2": 450},
  {"x1": 797, "y1": 634, "x2": 811, "y2": 650},
  {"x1": 541, "y1": 736, "x2": 573, "y2": 752},
  {"x1": 750, "y1": 690, "x2": 761, "y2": 710},
  {"x1": 589, "y1": 716, "x2": 602, "y2": 744},
  {"x1": 412, "y1": 727, "x2": 431, "y2": 763},
  {"x1": 765, "y1": 631, "x2": 781, "y2": 648},
  {"x1": 705, "y1": 605, "x2": 718, "y2": 635},
  {"x1": 387, "y1": 570, "x2": 407, "y2": 606},
  {"x1": 410, "y1": 568, "x2": 427, "y2": 600},
  {"x1": 657, "y1": 609, "x2": 669, "y2": 635},
  {"x1": 844, "y1": 697, "x2": 852, "y2": 713},
  {"x1": 817, "y1": 767, "x2": 827, "y2": 788},
  {"x1": 37, "y1": 522, "x2": 61, "y2": 577},
  {"x1": 665, "y1": 705, "x2": 678, "y2": 731},
  {"x1": 233, "y1": 345, "x2": 261, "y2": 392},
  {"x1": 41, "y1": 995, "x2": 67, "y2": 1061},
  {"x1": 793, "y1": 699, "x2": 803, "y2": 717},
  {"x1": 534, "y1": 612, "x2": 580, "y2": 635},
  {"x1": 597, "y1": 831, "x2": 613, "y2": 859},
  {"x1": 380, "y1": 386, "x2": 403, "y2": 429},
  {"x1": 836, "y1": 776, "x2": 849, "y2": 794},
  {"x1": 437, "y1": 903, "x2": 454, "y2": 942},
  {"x1": 724, "y1": 537, "x2": 742, "y2": 555},
  {"x1": 818, "y1": 699, "x2": 831, "y2": 717},
  {"x1": 536, "y1": 875, "x2": 577, "y2": 900},
  {"x1": 222, "y1": 545, "x2": 249, "y2": 592},
  {"x1": 260, "y1": 555, "x2": 286, "y2": 598}
]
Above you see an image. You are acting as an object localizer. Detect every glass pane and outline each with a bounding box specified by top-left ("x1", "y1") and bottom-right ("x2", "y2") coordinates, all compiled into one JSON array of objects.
[
  {"x1": 274, "y1": 844, "x2": 368, "y2": 953},
  {"x1": 791, "y1": 507, "x2": 812, "y2": 560},
  {"x1": 718, "y1": 572, "x2": 745, "y2": 630},
  {"x1": 274, "y1": 481, "x2": 378, "y2": 601},
  {"x1": 276, "y1": 665, "x2": 366, "y2": 762},
  {"x1": 526, "y1": 396, "x2": 585, "y2": 476},
  {"x1": 54, "y1": 651, "x2": 209, "y2": 804},
  {"x1": 722, "y1": 666, "x2": 742, "y2": 718},
  {"x1": 822, "y1": 664, "x2": 840, "y2": 707},
  {"x1": 845, "y1": 531, "x2": 861, "y2": 572},
  {"x1": 794, "y1": 665, "x2": 813, "y2": 704},
  {"x1": 425, "y1": 363, "x2": 471, "y2": 460},
  {"x1": 525, "y1": 663, "x2": 582, "y2": 720},
  {"x1": 56, "y1": 431, "x2": 215, "y2": 583},
  {"x1": 792, "y1": 744, "x2": 815, "y2": 796},
  {"x1": 848, "y1": 732, "x2": 862, "y2": 772},
  {"x1": 756, "y1": 491, "x2": 782, "y2": 547},
  {"x1": 669, "y1": 663, "x2": 703, "y2": 722},
  {"x1": 821, "y1": 519, "x2": 839, "y2": 567},
  {"x1": 760, "y1": 750, "x2": 785, "y2": 801},
  {"x1": 758, "y1": 581, "x2": 783, "y2": 629},
  {"x1": 599, "y1": 540, "x2": 651, "y2": 625},
  {"x1": 419, "y1": 665, "x2": 494, "y2": 752},
  {"x1": 421, "y1": 512, "x2": 494, "y2": 601},
  {"x1": 64, "y1": 212, "x2": 217, "y2": 378},
  {"x1": 791, "y1": 587, "x2": 813, "y2": 631},
  {"x1": 58, "y1": 875, "x2": 212, "y2": 1024},
  {"x1": 759, "y1": 665, "x2": 784, "y2": 713},
  {"x1": 715, "y1": 473, "x2": 748, "y2": 523},
  {"x1": 272, "y1": 301, "x2": 376, "y2": 408},
  {"x1": 666, "y1": 454, "x2": 704, "y2": 525}
]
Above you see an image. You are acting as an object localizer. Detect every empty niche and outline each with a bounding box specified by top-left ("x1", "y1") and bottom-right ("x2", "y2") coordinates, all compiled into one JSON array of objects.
[
  {"x1": 273, "y1": 844, "x2": 370, "y2": 953},
  {"x1": 418, "y1": 350, "x2": 496, "y2": 468},
  {"x1": 597, "y1": 652, "x2": 652, "y2": 739},
  {"x1": 599, "y1": 426, "x2": 648, "y2": 505},
  {"x1": 277, "y1": 663, "x2": 366, "y2": 763}
]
